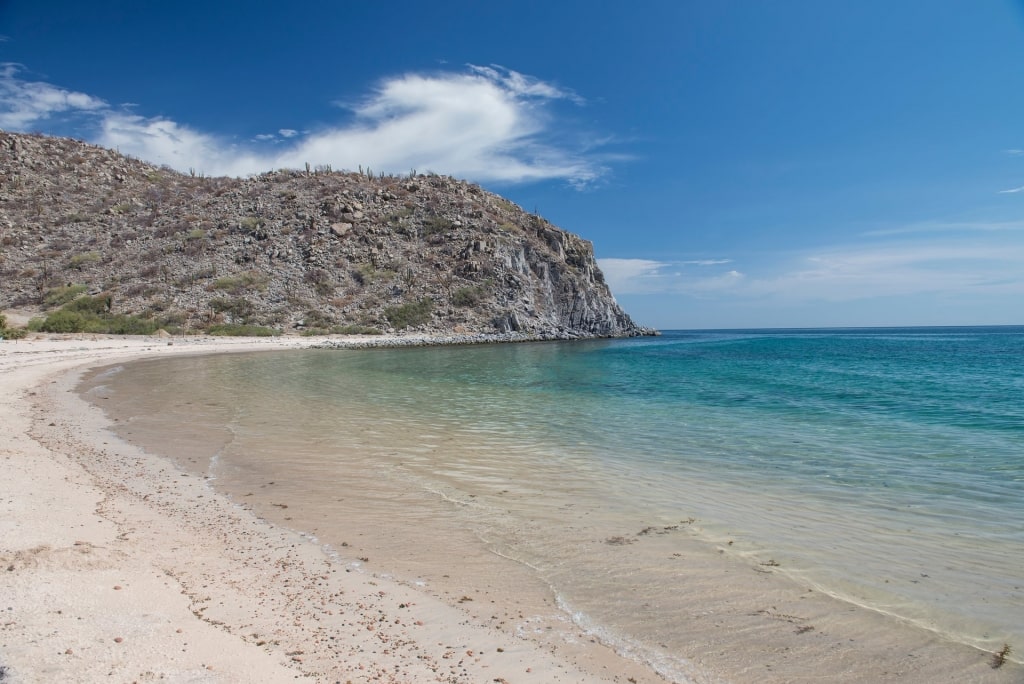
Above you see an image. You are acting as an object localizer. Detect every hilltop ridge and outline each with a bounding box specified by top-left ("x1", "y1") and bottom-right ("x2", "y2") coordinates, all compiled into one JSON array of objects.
[{"x1": 0, "y1": 132, "x2": 653, "y2": 338}]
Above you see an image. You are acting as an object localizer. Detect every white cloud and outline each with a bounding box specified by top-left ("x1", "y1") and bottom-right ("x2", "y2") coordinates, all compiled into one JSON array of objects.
[
  {"x1": 96, "y1": 113, "x2": 267, "y2": 177},
  {"x1": 0, "y1": 63, "x2": 106, "y2": 129},
  {"x1": 598, "y1": 258, "x2": 746, "y2": 296},
  {"x1": 998, "y1": 185, "x2": 1024, "y2": 194},
  {"x1": 691, "y1": 269, "x2": 745, "y2": 292},
  {"x1": 683, "y1": 258, "x2": 733, "y2": 266},
  {"x1": 604, "y1": 234, "x2": 1024, "y2": 306},
  {"x1": 467, "y1": 64, "x2": 585, "y2": 105},
  {"x1": 0, "y1": 63, "x2": 607, "y2": 186},
  {"x1": 598, "y1": 258, "x2": 669, "y2": 294},
  {"x1": 743, "y1": 241, "x2": 1024, "y2": 301},
  {"x1": 1005, "y1": 149, "x2": 1024, "y2": 156}
]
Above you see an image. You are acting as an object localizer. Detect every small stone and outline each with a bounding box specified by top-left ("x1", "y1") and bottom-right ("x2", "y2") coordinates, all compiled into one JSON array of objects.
[{"x1": 113, "y1": 637, "x2": 123, "y2": 643}]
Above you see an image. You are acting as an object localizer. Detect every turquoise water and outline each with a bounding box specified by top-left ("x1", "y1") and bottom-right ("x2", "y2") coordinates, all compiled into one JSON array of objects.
[{"x1": 94, "y1": 326, "x2": 1024, "y2": 678}]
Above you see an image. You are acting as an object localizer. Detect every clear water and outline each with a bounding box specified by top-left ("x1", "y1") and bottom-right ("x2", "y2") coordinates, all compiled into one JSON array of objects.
[{"x1": 92, "y1": 327, "x2": 1024, "y2": 679}]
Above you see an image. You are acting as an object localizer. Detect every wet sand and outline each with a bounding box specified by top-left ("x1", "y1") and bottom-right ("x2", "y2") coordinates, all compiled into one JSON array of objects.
[
  {"x1": 2, "y1": 333, "x2": 1020, "y2": 683},
  {"x1": 0, "y1": 334, "x2": 657, "y2": 684}
]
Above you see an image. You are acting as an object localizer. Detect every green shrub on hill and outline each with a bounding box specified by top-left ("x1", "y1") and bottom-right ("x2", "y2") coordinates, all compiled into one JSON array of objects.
[
  {"x1": 68, "y1": 251, "x2": 101, "y2": 269},
  {"x1": 452, "y1": 285, "x2": 486, "y2": 307},
  {"x1": 64, "y1": 294, "x2": 112, "y2": 315},
  {"x1": 34, "y1": 294, "x2": 165, "y2": 335},
  {"x1": 43, "y1": 284, "x2": 88, "y2": 307},
  {"x1": 384, "y1": 298, "x2": 433, "y2": 329},
  {"x1": 0, "y1": 314, "x2": 28, "y2": 339},
  {"x1": 210, "y1": 271, "x2": 269, "y2": 294},
  {"x1": 206, "y1": 323, "x2": 280, "y2": 337},
  {"x1": 39, "y1": 309, "x2": 87, "y2": 333}
]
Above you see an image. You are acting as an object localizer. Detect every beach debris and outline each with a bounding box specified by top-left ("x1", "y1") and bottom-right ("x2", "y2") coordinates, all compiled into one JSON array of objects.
[
  {"x1": 991, "y1": 643, "x2": 1012, "y2": 669},
  {"x1": 605, "y1": 536, "x2": 637, "y2": 545},
  {"x1": 638, "y1": 524, "x2": 683, "y2": 536}
]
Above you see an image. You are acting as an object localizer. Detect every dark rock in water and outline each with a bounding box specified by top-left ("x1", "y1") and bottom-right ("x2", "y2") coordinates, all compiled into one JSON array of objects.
[{"x1": 0, "y1": 132, "x2": 656, "y2": 338}]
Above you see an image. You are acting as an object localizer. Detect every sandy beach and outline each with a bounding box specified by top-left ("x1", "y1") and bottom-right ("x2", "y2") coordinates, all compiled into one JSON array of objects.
[
  {"x1": 3, "y1": 332, "x2": 1021, "y2": 684},
  {"x1": 0, "y1": 333, "x2": 660, "y2": 684}
]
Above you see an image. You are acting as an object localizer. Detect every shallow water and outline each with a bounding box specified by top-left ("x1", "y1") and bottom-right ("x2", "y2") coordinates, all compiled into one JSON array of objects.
[{"x1": 85, "y1": 327, "x2": 1024, "y2": 680}]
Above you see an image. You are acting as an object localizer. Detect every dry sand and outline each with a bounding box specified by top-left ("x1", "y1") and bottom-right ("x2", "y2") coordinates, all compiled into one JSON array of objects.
[{"x1": 0, "y1": 333, "x2": 661, "y2": 684}]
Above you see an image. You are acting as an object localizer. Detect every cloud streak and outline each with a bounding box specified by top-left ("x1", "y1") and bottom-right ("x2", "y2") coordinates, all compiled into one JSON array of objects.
[
  {"x1": 747, "y1": 242, "x2": 1024, "y2": 301},
  {"x1": 683, "y1": 258, "x2": 733, "y2": 266},
  {"x1": 0, "y1": 63, "x2": 105, "y2": 129},
  {"x1": 598, "y1": 258, "x2": 745, "y2": 296},
  {"x1": 602, "y1": 235, "x2": 1024, "y2": 304},
  {"x1": 0, "y1": 63, "x2": 608, "y2": 186},
  {"x1": 861, "y1": 220, "x2": 1024, "y2": 237}
]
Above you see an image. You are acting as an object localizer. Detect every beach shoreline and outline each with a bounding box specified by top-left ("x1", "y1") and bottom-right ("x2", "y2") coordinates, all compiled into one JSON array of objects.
[
  {"x1": 2, "y1": 332, "x2": 1021, "y2": 683},
  {"x1": 0, "y1": 333, "x2": 660, "y2": 684}
]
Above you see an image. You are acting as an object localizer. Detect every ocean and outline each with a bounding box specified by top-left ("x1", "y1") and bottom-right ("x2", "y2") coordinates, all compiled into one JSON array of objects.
[{"x1": 85, "y1": 326, "x2": 1024, "y2": 681}]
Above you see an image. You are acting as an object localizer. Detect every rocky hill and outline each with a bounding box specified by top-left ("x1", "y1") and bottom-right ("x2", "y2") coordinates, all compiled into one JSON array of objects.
[{"x1": 0, "y1": 132, "x2": 652, "y2": 338}]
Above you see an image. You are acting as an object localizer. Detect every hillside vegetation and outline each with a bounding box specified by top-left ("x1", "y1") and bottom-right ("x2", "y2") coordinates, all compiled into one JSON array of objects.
[{"x1": 0, "y1": 132, "x2": 650, "y2": 338}]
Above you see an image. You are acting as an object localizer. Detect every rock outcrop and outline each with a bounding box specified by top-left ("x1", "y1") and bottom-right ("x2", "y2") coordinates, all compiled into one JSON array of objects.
[{"x1": 0, "y1": 132, "x2": 653, "y2": 337}]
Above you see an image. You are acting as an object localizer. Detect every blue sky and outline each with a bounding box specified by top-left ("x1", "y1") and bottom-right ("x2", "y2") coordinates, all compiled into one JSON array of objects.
[{"x1": 3, "y1": 1, "x2": 1023, "y2": 329}]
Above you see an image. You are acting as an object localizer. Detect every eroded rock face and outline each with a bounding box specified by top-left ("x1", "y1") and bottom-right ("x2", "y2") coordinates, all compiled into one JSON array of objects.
[{"x1": 0, "y1": 132, "x2": 654, "y2": 337}]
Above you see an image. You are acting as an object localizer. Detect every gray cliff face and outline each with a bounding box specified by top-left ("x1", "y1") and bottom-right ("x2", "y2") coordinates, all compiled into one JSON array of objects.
[{"x1": 0, "y1": 132, "x2": 653, "y2": 337}]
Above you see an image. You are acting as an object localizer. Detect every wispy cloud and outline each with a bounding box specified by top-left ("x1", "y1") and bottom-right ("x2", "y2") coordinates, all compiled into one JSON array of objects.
[
  {"x1": 598, "y1": 258, "x2": 669, "y2": 294},
  {"x1": 1005, "y1": 149, "x2": 1024, "y2": 157},
  {"x1": 683, "y1": 258, "x2": 733, "y2": 266},
  {"x1": 467, "y1": 64, "x2": 585, "y2": 105},
  {"x1": 0, "y1": 63, "x2": 609, "y2": 187},
  {"x1": 604, "y1": 234, "x2": 1024, "y2": 304},
  {"x1": 861, "y1": 220, "x2": 1024, "y2": 237},
  {"x1": 0, "y1": 63, "x2": 106, "y2": 129},
  {"x1": 744, "y1": 241, "x2": 1024, "y2": 301},
  {"x1": 998, "y1": 185, "x2": 1024, "y2": 194},
  {"x1": 598, "y1": 258, "x2": 744, "y2": 296}
]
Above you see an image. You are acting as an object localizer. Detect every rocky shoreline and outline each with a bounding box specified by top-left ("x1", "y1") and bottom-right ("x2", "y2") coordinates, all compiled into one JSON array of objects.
[{"x1": 311, "y1": 328, "x2": 658, "y2": 349}]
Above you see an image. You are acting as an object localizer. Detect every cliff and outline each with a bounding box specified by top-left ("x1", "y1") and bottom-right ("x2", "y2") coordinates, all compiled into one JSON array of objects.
[{"x1": 0, "y1": 132, "x2": 652, "y2": 338}]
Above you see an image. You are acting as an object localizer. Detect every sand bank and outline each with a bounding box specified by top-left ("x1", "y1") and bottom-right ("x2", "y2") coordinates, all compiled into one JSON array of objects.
[{"x1": 0, "y1": 334, "x2": 659, "y2": 684}]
